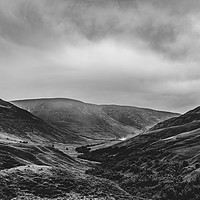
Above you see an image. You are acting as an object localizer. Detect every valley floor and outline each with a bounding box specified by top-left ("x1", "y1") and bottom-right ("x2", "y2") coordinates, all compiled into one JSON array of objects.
[{"x1": 0, "y1": 138, "x2": 138, "y2": 200}]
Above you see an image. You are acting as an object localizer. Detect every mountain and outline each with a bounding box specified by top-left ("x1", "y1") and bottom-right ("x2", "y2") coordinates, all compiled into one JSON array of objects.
[
  {"x1": 0, "y1": 98, "x2": 135, "y2": 200},
  {"x1": 148, "y1": 106, "x2": 200, "y2": 139},
  {"x1": 150, "y1": 106, "x2": 200, "y2": 130},
  {"x1": 2, "y1": 98, "x2": 199, "y2": 200},
  {"x1": 80, "y1": 106, "x2": 200, "y2": 200},
  {"x1": 0, "y1": 99, "x2": 82, "y2": 144},
  {"x1": 101, "y1": 105, "x2": 177, "y2": 131},
  {"x1": 12, "y1": 98, "x2": 179, "y2": 142},
  {"x1": 0, "y1": 98, "x2": 139, "y2": 200}
]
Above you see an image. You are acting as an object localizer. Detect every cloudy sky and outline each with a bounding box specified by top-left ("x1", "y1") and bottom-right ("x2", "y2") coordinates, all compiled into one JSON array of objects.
[{"x1": 1, "y1": 0, "x2": 200, "y2": 113}]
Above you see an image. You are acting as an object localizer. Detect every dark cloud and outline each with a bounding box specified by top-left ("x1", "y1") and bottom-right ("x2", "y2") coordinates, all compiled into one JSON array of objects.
[
  {"x1": 44, "y1": 0, "x2": 200, "y2": 60},
  {"x1": 0, "y1": 0, "x2": 199, "y2": 58}
]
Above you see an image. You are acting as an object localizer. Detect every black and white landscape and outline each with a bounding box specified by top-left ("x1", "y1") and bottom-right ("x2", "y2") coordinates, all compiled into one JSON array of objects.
[{"x1": 1, "y1": 0, "x2": 200, "y2": 200}]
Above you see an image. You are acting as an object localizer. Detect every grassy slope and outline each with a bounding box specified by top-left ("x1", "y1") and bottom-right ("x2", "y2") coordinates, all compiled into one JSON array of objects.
[
  {"x1": 0, "y1": 98, "x2": 142, "y2": 200},
  {"x1": 0, "y1": 99, "x2": 83, "y2": 144},
  {"x1": 12, "y1": 98, "x2": 179, "y2": 142},
  {"x1": 101, "y1": 105, "x2": 178, "y2": 131},
  {"x1": 79, "y1": 106, "x2": 200, "y2": 199},
  {"x1": 0, "y1": 142, "x2": 83, "y2": 171}
]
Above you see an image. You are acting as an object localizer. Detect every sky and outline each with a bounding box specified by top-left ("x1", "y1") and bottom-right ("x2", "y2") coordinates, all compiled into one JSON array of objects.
[{"x1": 1, "y1": 0, "x2": 200, "y2": 113}]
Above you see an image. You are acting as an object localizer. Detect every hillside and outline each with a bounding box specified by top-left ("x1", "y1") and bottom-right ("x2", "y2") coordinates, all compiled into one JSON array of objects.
[
  {"x1": 150, "y1": 106, "x2": 200, "y2": 131},
  {"x1": 0, "y1": 98, "x2": 135, "y2": 200},
  {"x1": 0, "y1": 99, "x2": 82, "y2": 144},
  {"x1": 145, "y1": 106, "x2": 200, "y2": 141},
  {"x1": 12, "y1": 98, "x2": 179, "y2": 142},
  {"x1": 101, "y1": 105, "x2": 177, "y2": 131},
  {"x1": 0, "y1": 164, "x2": 134, "y2": 200},
  {"x1": 80, "y1": 106, "x2": 200, "y2": 200},
  {"x1": 1, "y1": 98, "x2": 199, "y2": 200},
  {"x1": 0, "y1": 140, "x2": 134, "y2": 200},
  {"x1": 0, "y1": 142, "x2": 82, "y2": 171}
]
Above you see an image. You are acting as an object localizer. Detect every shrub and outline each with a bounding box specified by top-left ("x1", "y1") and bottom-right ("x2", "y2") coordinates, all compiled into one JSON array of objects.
[
  {"x1": 182, "y1": 160, "x2": 189, "y2": 168},
  {"x1": 195, "y1": 163, "x2": 200, "y2": 169},
  {"x1": 75, "y1": 146, "x2": 91, "y2": 153}
]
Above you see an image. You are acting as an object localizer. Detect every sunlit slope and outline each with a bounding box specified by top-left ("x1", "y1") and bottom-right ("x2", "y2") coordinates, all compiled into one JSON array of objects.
[{"x1": 0, "y1": 99, "x2": 82, "y2": 143}]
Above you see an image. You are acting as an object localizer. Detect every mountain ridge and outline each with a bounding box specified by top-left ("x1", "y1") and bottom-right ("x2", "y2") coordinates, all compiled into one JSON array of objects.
[
  {"x1": 0, "y1": 98, "x2": 83, "y2": 144},
  {"x1": 149, "y1": 105, "x2": 200, "y2": 138},
  {"x1": 12, "y1": 98, "x2": 179, "y2": 142}
]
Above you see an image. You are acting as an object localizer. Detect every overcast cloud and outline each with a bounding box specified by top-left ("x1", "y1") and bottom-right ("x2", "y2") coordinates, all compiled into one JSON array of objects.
[{"x1": 1, "y1": 0, "x2": 200, "y2": 113}]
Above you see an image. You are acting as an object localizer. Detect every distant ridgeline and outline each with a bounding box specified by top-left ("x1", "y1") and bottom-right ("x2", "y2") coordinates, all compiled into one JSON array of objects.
[{"x1": 12, "y1": 98, "x2": 179, "y2": 143}]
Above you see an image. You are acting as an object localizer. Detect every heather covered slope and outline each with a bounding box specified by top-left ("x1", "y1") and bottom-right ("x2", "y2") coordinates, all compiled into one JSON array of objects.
[
  {"x1": 80, "y1": 106, "x2": 200, "y2": 199},
  {"x1": 12, "y1": 98, "x2": 179, "y2": 141},
  {"x1": 0, "y1": 165, "x2": 134, "y2": 200},
  {"x1": 0, "y1": 99, "x2": 82, "y2": 144}
]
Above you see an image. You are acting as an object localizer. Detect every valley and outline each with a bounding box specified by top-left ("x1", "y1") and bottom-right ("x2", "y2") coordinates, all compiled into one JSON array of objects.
[
  {"x1": 1, "y1": 0, "x2": 200, "y2": 199},
  {"x1": 1, "y1": 98, "x2": 199, "y2": 200},
  {"x1": 80, "y1": 106, "x2": 200, "y2": 199}
]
